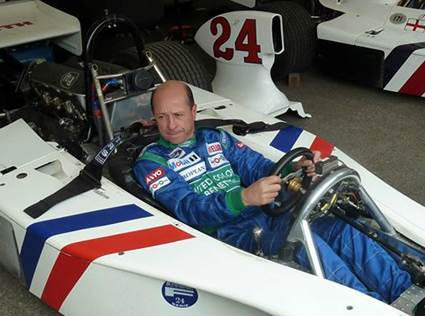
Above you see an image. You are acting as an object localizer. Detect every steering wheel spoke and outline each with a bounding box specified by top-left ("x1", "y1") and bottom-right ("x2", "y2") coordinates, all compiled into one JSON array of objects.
[{"x1": 280, "y1": 169, "x2": 303, "y2": 183}]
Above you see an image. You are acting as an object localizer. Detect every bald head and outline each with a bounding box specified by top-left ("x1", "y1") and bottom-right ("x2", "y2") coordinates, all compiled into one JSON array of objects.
[
  {"x1": 151, "y1": 80, "x2": 194, "y2": 114},
  {"x1": 150, "y1": 80, "x2": 197, "y2": 144}
]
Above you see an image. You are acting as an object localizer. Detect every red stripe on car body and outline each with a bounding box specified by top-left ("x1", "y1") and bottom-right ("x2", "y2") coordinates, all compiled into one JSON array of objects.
[
  {"x1": 310, "y1": 136, "x2": 334, "y2": 158},
  {"x1": 41, "y1": 224, "x2": 194, "y2": 310},
  {"x1": 399, "y1": 61, "x2": 425, "y2": 96}
]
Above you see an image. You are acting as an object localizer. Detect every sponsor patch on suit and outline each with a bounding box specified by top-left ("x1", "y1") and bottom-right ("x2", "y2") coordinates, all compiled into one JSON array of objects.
[
  {"x1": 168, "y1": 152, "x2": 201, "y2": 172},
  {"x1": 179, "y1": 162, "x2": 207, "y2": 181},
  {"x1": 208, "y1": 153, "x2": 228, "y2": 168}
]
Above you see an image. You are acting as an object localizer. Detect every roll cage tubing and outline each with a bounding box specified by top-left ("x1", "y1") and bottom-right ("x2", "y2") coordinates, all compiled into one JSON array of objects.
[{"x1": 83, "y1": 14, "x2": 150, "y2": 142}]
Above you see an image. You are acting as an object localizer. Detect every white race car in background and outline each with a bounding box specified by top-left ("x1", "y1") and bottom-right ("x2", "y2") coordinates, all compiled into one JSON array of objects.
[
  {"x1": 231, "y1": 0, "x2": 425, "y2": 97},
  {"x1": 316, "y1": 0, "x2": 425, "y2": 97},
  {"x1": 1, "y1": 1, "x2": 425, "y2": 316}
]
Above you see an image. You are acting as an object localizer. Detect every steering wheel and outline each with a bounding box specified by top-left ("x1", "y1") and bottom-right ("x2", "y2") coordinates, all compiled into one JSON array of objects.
[{"x1": 262, "y1": 147, "x2": 315, "y2": 217}]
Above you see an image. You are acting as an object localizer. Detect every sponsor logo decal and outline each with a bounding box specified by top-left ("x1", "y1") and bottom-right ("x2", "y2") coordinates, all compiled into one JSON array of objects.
[
  {"x1": 235, "y1": 141, "x2": 245, "y2": 149},
  {"x1": 95, "y1": 136, "x2": 122, "y2": 165},
  {"x1": 405, "y1": 18, "x2": 425, "y2": 32},
  {"x1": 60, "y1": 72, "x2": 80, "y2": 89},
  {"x1": 169, "y1": 147, "x2": 186, "y2": 159},
  {"x1": 179, "y1": 162, "x2": 206, "y2": 181},
  {"x1": 206, "y1": 142, "x2": 222, "y2": 155},
  {"x1": 168, "y1": 152, "x2": 200, "y2": 171},
  {"x1": 149, "y1": 176, "x2": 171, "y2": 194},
  {"x1": 208, "y1": 153, "x2": 228, "y2": 168},
  {"x1": 162, "y1": 281, "x2": 198, "y2": 308},
  {"x1": 390, "y1": 13, "x2": 407, "y2": 25},
  {"x1": 145, "y1": 167, "x2": 166, "y2": 186},
  {"x1": 0, "y1": 21, "x2": 33, "y2": 31}
]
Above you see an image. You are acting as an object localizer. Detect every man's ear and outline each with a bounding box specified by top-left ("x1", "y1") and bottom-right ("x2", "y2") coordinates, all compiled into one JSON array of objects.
[{"x1": 192, "y1": 104, "x2": 197, "y2": 117}]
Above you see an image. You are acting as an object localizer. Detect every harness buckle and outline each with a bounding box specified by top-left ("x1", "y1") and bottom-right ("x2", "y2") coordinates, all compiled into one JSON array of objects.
[{"x1": 233, "y1": 121, "x2": 267, "y2": 136}]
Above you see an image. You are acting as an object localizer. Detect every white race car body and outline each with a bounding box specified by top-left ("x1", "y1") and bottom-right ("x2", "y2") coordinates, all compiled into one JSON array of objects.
[
  {"x1": 0, "y1": 0, "x2": 81, "y2": 55},
  {"x1": 231, "y1": 0, "x2": 425, "y2": 97},
  {"x1": 1, "y1": 87, "x2": 424, "y2": 315},
  {"x1": 1, "y1": 2, "x2": 425, "y2": 315},
  {"x1": 318, "y1": 0, "x2": 425, "y2": 96}
]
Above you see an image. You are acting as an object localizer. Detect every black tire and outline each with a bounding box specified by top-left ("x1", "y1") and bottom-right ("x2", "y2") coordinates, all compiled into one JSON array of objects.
[
  {"x1": 257, "y1": 1, "x2": 317, "y2": 79},
  {"x1": 110, "y1": 41, "x2": 212, "y2": 91}
]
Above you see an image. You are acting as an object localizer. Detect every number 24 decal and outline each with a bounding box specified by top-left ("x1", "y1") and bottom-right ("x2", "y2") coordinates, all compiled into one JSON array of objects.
[{"x1": 210, "y1": 17, "x2": 262, "y2": 64}]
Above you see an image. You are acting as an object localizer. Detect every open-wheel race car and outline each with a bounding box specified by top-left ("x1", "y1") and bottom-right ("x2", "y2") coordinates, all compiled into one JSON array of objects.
[
  {"x1": 1, "y1": 1, "x2": 425, "y2": 316},
  {"x1": 227, "y1": 0, "x2": 425, "y2": 97},
  {"x1": 313, "y1": 0, "x2": 425, "y2": 97}
]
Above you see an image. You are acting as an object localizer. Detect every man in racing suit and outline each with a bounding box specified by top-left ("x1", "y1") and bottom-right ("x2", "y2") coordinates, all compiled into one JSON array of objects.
[{"x1": 134, "y1": 80, "x2": 412, "y2": 303}]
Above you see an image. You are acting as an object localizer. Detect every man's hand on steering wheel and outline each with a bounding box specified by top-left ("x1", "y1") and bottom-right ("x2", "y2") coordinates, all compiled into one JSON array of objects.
[
  {"x1": 241, "y1": 176, "x2": 282, "y2": 206},
  {"x1": 257, "y1": 148, "x2": 322, "y2": 217},
  {"x1": 241, "y1": 151, "x2": 321, "y2": 208},
  {"x1": 293, "y1": 151, "x2": 321, "y2": 178}
]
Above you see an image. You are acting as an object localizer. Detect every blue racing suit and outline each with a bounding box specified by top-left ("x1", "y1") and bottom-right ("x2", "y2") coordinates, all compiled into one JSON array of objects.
[{"x1": 133, "y1": 128, "x2": 411, "y2": 302}]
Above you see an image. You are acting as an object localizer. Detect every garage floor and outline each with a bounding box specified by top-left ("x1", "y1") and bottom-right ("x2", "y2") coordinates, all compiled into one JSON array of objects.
[
  {"x1": 280, "y1": 67, "x2": 425, "y2": 207},
  {"x1": 0, "y1": 67, "x2": 424, "y2": 315}
]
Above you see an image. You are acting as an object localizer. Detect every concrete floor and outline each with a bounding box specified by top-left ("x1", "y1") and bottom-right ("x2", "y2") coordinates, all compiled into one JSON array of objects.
[
  {"x1": 0, "y1": 67, "x2": 424, "y2": 315},
  {"x1": 280, "y1": 68, "x2": 425, "y2": 207}
]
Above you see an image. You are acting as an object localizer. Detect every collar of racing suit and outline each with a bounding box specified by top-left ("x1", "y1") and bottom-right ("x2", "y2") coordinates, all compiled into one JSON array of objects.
[{"x1": 158, "y1": 134, "x2": 197, "y2": 149}]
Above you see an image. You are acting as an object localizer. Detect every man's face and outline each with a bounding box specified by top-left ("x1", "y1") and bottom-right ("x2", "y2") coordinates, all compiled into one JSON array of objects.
[{"x1": 152, "y1": 85, "x2": 197, "y2": 144}]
